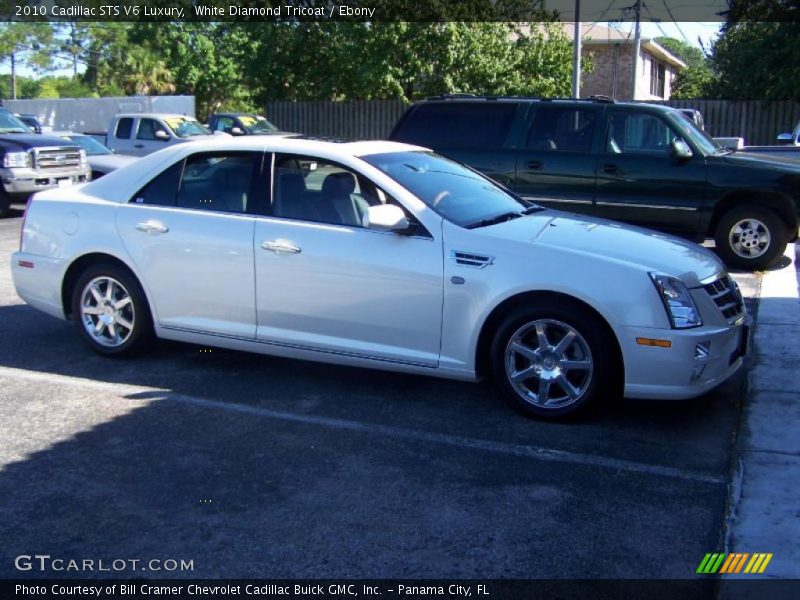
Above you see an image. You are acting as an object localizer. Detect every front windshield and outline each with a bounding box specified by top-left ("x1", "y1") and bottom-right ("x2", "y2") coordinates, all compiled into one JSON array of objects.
[
  {"x1": 239, "y1": 115, "x2": 278, "y2": 133},
  {"x1": 164, "y1": 117, "x2": 211, "y2": 138},
  {"x1": 0, "y1": 111, "x2": 32, "y2": 133},
  {"x1": 63, "y1": 135, "x2": 112, "y2": 155},
  {"x1": 362, "y1": 151, "x2": 528, "y2": 227},
  {"x1": 669, "y1": 110, "x2": 722, "y2": 155}
]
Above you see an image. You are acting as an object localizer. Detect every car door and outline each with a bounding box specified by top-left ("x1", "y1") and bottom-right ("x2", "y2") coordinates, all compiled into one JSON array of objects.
[
  {"x1": 513, "y1": 104, "x2": 601, "y2": 215},
  {"x1": 594, "y1": 108, "x2": 707, "y2": 234},
  {"x1": 132, "y1": 118, "x2": 172, "y2": 156},
  {"x1": 116, "y1": 150, "x2": 264, "y2": 338},
  {"x1": 111, "y1": 117, "x2": 136, "y2": 155},
  {"x1": 253, "y1": 153, "x2": 443, "y2": 366}
]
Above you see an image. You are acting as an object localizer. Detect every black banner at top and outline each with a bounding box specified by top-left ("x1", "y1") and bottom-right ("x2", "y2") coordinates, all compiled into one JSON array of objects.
[{"x1": 2, "y1": 0, "x2": 786, "y2": 23}]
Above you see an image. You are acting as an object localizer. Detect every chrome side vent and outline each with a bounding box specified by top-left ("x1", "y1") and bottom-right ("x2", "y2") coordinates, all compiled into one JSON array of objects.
[{"x1": 450, "y1": 250, "x2": 494, "y2": 269}]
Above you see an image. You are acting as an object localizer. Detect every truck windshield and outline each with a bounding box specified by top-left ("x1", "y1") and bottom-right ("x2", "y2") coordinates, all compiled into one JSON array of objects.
[
  {"x1": 669, "y1": 110, "x2": 722, "y2": 155},
  {"x1": 362, "y1": 151, "x2": 533, "y2": 228},
  {"x1": 164, "y1": 117, "x2": 211, "y2": 138},
  {"x1": 239, "y1": 116, "x2": 279, "y2": 133},
  {"x1": 0, "y1": 111, "x2": 33, "y2": 133}
]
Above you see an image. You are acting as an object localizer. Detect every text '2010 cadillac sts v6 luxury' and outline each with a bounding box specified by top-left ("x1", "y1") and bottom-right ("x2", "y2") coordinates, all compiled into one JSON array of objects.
[{"x1": 11, "y1": 137, "x2": 750, "y2": 419}]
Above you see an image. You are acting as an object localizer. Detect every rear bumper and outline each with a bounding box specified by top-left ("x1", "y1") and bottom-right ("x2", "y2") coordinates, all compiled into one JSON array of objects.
[
  {"x1": 621, "y1": 317, "x2": 751, "y2": 400},
  {"x1": 10, "y1": 251, "x2": 67, "y2": 320}
]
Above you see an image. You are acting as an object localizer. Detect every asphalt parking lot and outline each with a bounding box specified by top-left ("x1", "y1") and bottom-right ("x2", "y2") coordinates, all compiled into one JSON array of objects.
[{"x1": 0, "y1": 206, "x2": 759, "y2": 580}]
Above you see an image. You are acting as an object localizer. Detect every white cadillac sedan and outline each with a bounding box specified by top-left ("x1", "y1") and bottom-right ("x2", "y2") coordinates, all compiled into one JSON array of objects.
[{"x1": 11, "y1": 137, "x2": 750, "y2": 419}]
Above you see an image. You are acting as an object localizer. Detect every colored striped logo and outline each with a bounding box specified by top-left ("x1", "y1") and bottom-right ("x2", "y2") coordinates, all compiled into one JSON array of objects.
[{"x1": 696, "y1": 553, "x2": 773, "y2": 574}]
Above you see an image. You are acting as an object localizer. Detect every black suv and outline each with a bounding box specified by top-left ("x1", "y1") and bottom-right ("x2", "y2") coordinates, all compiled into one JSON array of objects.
[{"x1": 389, "y1": 95, "x2": 800, "y2": 270}]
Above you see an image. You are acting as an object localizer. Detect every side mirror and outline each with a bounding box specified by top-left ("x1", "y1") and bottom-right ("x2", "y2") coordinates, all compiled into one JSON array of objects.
[
  {"x1": 230, "y1": 127, "x2": 245, "y2": 136},
  {"x1": 670, "y1": 138, "x2": 693, "y2": 160},
  {"x1": 776, "y1": 133, "x2": 793, "y2": 144},
  {"x1": 363, "y1": 204, "x2": 410, "y2": 232},
  {"x1": 154, "y1": 130, "x2": 170, "y2": 141}
]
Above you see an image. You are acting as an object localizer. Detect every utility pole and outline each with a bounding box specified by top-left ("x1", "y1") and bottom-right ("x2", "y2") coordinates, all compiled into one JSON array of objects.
[
  {"x1": 10, "y1": 52, "x2": 16, "y2": 100},
  {"x1": 572, "y1": 1, "x2": 581, "y2": 98},
  {"x1": 630, "y1": 0, "x2": 642, "y2": 100}
]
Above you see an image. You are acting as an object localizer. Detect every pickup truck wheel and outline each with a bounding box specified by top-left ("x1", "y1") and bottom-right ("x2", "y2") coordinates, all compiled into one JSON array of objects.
[
  {"x1": 71, "y1": 263, "x2": 153, "y2": 357},
  {"x1": 0, "y1": 189, "x2": 10, "y2": 218},
  {"x1": 714, "y1": 206, "x2": 786, "y2": 270},
  {"x1": 490, "y1": 303, "x2": 615, "y2": 420}
]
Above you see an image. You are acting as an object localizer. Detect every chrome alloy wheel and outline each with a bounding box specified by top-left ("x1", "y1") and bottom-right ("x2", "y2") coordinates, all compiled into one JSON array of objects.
[
  {"x1": 79, "y1": 276, "x2": 135, "y2": 348},
  {"x1": 729, "y1": 218, "x2": 770, "y2": 259},
  {"x1": 504, "y1": 319, "x2": 594, "y2": 409}
]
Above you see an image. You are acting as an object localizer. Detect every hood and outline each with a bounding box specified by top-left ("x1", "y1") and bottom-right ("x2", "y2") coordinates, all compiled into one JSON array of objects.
[
  {"x1": 0, "y1": 133, "x2": 81, "y2": 150},
  {"x1": 484, "y1": 210, "x2": 723, "y2": 284},
  {"x1": 723, "y1": 151, "x2": 800, "y2": 170}
]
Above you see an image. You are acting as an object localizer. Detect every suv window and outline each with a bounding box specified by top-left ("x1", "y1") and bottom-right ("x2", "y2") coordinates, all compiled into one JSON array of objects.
[
  {"x1": 526, "y1": 107, "x2": 597, "y2": 152},
  {"x1": 131, "y1": 161, "x2": 183, "y2": 206},
  {"x1": 214, "y1": 117, "x2": 234, "y2": 133},
  {"x1": 136, "y1": 118, "x2": 168, "y2": 141},
  {"x1": 176, "y1": 153, "x2": 259, "y2": 213},
  {"x1": 115, "y1": 118, "x2": 133, "y2": 139},
  {"x1": 393, "y1": 102, "x2": 517, "y2": 148},
  {"x1": 273, "y1": 154, "x2": 391, "y2": 227},
  {"x1": 607, "y1": 112, "x2": 677, "y2": 154}
]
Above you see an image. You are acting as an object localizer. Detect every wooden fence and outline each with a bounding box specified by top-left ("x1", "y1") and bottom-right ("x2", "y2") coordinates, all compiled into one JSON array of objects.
[{"x1": 265, "y1": 99, "x2": 800, "y2": 146}]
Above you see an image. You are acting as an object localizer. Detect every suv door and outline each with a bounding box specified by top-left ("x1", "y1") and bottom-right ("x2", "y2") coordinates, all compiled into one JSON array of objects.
[
  {"x1": 594, "y1": 108, "x2": 706, "y2": 235},
  {"x1": 514, "y1": 104, "x2": 602, "y2": 214}
]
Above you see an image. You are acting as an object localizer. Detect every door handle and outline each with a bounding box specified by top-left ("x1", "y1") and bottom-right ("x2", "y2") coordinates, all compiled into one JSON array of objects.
[
  {"x1": 135, "y1": 220, "x2": 169, "y2": 234},
  {"x1": 527, "y1": 160, "x2": 543, "y2": 170},
  {"x1": 134, "y1": 143, "x2": 144, "y2": 148},
  {"x1": 601, "y1": 164, "x2": 618, "y2": 174},
  {"x1": 261, "y1": 239, "x2": 301, "y2": 254}
]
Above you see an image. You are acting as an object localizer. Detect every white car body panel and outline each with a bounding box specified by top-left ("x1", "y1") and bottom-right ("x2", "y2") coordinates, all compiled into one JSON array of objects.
[{"x1": 11, "y1": 136, "x2": 749, "y2": 401}]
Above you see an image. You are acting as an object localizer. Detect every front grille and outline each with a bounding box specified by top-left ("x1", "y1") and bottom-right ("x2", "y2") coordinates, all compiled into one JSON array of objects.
[
  {"x1": 32, "y1": 147, "x2": 81, "y2": 170},
  {"x1": 703, "y1": 275, "x2": 744, "y2": 321}
]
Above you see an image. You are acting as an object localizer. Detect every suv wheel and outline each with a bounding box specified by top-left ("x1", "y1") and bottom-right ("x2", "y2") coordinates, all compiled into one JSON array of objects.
[
  {"x1": 489, "y1": 302, "x2": 618, "y2": 420},
  {"x1": 71, "y1": 263, "x2": 153, "y2": 356},
  {"x1": 714, "y1": 206, "x2": 786, "y2": 270}
]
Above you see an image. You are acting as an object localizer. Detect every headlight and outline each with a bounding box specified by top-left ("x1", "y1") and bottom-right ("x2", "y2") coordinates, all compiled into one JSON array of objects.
[
  {"x1": 3, "y1": 151, "x2": 31, "y2": 168},
  {"x1": 649, "y1": 273, "x2": 702, "y2": 329}
]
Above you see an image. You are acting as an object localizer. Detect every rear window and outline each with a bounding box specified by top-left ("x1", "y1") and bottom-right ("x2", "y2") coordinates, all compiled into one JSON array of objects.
[
  {"x1": 392, "y1": 102, "x2": 517, "y2": 148},
  {"x1": 116, "y1": 118, "x2": 133, "y2": 139}
]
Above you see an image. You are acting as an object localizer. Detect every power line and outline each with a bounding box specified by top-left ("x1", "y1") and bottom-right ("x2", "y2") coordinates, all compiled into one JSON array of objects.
[{"x1": 661, "y1": 0, "x2": 692, "y2": 45}]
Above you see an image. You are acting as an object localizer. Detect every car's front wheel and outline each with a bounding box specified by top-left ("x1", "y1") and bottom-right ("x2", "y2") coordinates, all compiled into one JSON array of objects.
[
  {"x1": 714, "y1": 205, "x2": 787, "y2": 271},
  {"x1": 490, "y1": 302, "x2": 619, "y2": 420},
  {"x1": 71, "y1": 263, "x2": 153, "y2": 356}
]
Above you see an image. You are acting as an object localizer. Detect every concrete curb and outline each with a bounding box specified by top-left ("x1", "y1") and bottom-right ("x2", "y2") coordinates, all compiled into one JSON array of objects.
[{"x1": 723, "y1": 243, "x2": 800, "y2": 582}]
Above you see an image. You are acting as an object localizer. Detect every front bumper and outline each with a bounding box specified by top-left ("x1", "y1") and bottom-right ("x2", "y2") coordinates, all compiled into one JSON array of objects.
[
  {"x1": 621, "y1": 316, "x2": 752, "y2": 400},
  {"x1": 1, "y1": 166, "x2": 91, "y2": 200}
]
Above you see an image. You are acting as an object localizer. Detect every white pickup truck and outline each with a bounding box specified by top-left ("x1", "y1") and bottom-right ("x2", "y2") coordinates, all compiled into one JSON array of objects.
[{"x1": 105, "y1": 113, "x2": 217, "y2": 156}]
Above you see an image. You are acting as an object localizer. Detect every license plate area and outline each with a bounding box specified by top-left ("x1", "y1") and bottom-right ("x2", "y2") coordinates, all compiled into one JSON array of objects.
[{"x1": 57, "y1": 178, "x2": 73, "y2": 188}]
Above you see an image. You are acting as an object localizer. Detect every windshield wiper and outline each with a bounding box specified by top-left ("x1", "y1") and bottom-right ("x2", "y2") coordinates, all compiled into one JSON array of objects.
[
  {"x1": 465, "y1": 211, "x2": 524, "y2": 229},
  {"x1": 521, "y1": 205, "x2": 545, "y2": 214}
]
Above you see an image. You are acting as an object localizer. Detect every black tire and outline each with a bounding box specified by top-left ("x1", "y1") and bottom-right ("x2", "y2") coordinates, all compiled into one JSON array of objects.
[
  {"x1": 70, "y1": 262, "x2": 153, "y2": 357},
  {"x1": 714, "y1": 205, "x2": 787, "y2": 271},
  {"x1": 0, "y1": 189, "x2": 10, "y2": 218},
  {"x1": 489, "y1": 301, "x2": 620, "y2": 420}
]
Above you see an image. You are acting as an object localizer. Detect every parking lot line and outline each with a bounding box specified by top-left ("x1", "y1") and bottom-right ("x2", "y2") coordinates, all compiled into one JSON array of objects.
[{"x1": 0, "y1": 364, "x2": 725, "y2": 486}]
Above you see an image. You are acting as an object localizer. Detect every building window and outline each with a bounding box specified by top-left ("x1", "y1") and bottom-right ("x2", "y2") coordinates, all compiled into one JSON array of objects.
[{"x1": 650, "y1": 60, "x2": 666, "y2": 98}]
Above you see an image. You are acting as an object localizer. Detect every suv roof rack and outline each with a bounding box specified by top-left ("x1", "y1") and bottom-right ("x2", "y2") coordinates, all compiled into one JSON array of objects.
[
  {"x1": 420, "y1": 94, "x2": 617, "y2": 104},
  {"x1": 587, "y1": 95, "x2": 616, "y2": 103}
]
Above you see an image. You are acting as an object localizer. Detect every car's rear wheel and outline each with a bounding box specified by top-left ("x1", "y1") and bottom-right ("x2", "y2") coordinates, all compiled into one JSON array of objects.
[
  {"x1": 714, "y1": 205, "x2": 786, "y2": 270},
  {"x1": 490, "y1": 302, "x2": 618, "y2": 420},
  {"x1": 71, "y1": 263, "x2": 153, "y2": 356}
]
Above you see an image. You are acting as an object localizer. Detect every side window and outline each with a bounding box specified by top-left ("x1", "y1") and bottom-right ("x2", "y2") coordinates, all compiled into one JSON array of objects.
[
  {"x1": 130, "y1": 161, "x2": 183, "y2": 206},
  {"x1": 115, "y1": 118, "x2": 133, "y2": 139},
  {"x1": 175, "y1": 153, "x2": 259, "y2": 214},
  {"x1": 136, "y1": 118, "x2": 168, "y2": 141},
  {"x1": 273, "y1": 153, "x2": 392, "y2": 227},
  {"x1": 214, "y1": 117, "x2": 234, "y2": 133},
  {"x1": 526, "y1": 107, "x2": 597, "y2": 152},
  {"x1": 392, "y1": 103, "x2": 517, "y2": 148},
  {"x1": 607, "y1": 112, "x2": 676, "y2": 154}
]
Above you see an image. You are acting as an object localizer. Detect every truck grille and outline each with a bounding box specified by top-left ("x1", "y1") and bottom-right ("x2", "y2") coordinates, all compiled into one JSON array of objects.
[
  {"x1": 32, "y1": 147, "x2": 81, "y2": 170},
  {"x1": 703, "y1": 275, "x2": 744, "y2": 321}
]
